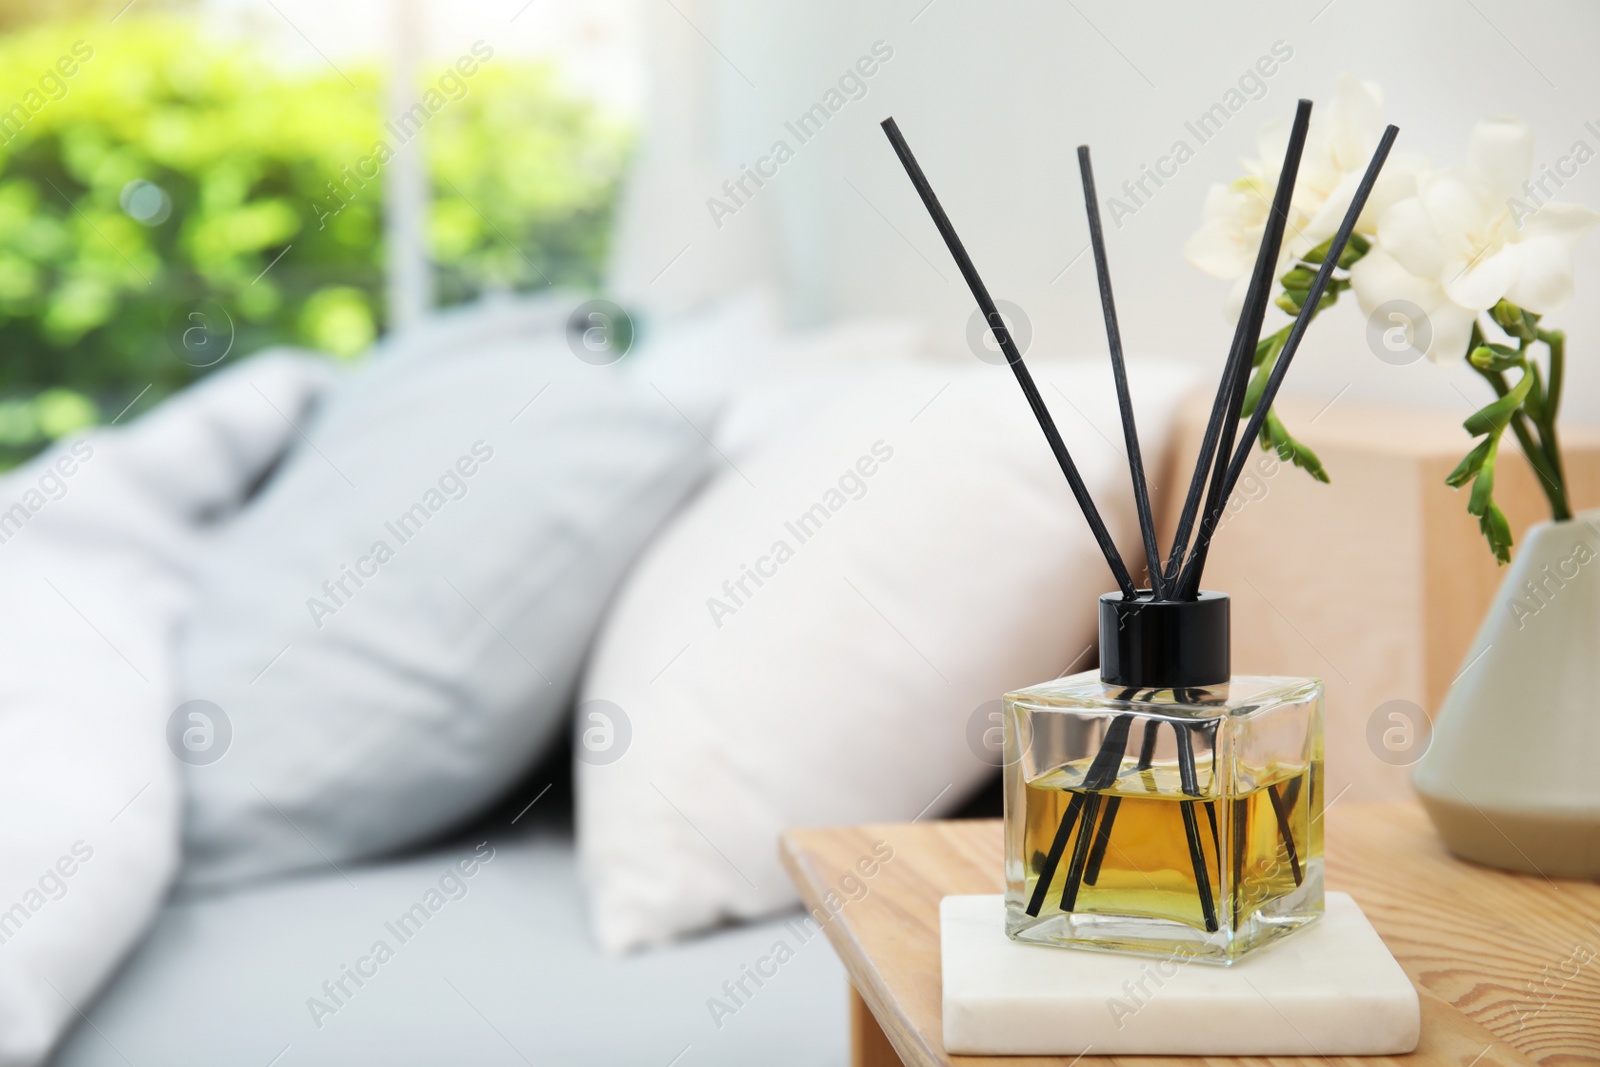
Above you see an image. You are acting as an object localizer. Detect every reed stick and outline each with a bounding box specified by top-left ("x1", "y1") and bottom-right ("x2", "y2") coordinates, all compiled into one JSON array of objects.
[
  {"x1": 1266, "y1": 782, "x2": 1303, "y2": 886},
  {"x1": 1059, "y1": 793, "x2": 1103, "y2": 911},
  {"x1": 1231, "y1": 796, "x2": 1249, "y2": 928},
  {"x1": 1280, "y1": 773, "x2": 1304, "y2": 815},
  {"x1": 1026, "y1": 714, "x2": 1134, "y2": 917},
  {"x1": 1078, "y1": 145, "x2": 1166, "y2": 598},
  {"x1": 1179, "y1": 124, "x2": 1399, "y2": 598},
  {"x1": 1085, "y1": 714, "x2": 1160, "y2": 885},
  {"x1": 1082, "y1": 794, "x2": 1120, "y2": 887},
  {"x1": 1025, "y1": 791, "x2": 1087, "y2": 917},
  {"x1": 1165, "y1": 99, "x2": 1314, "y2": 593},
  {"x1": 880, "y1": 117, "x2": 1140, "y2": 601},
  {"x1": 1162, "y1": 296, "x2": 1259, "y2": 588},
  {"x1": 1175, "y1": 724, "x2": 1219, "y2": 932},
  {"x1": 1180, "y1": 800, "x2": 1218, "y2": 932}
]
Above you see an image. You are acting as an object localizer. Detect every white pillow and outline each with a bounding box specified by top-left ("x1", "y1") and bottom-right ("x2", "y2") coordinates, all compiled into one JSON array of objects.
[
  {"x1": 0, "y1": 352, "x2": 334, "y2": 1066},
  {"x1": 576, "y1": 357, "x2": 1197, "y2": 953},
  {"x1": 176, "y1": 297, "x2": 715, "y2": 889}
]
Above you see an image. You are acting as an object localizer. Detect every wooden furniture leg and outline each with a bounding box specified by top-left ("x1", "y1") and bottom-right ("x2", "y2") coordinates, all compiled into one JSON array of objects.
[{"x1": 850, "y1": 985, "x2": 903, "y2": 1067}]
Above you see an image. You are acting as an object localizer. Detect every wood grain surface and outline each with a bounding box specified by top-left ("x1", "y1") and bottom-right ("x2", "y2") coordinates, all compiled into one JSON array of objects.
[{"x1": 780, "y1": 803, "x2": 1600, "y2": 1067}]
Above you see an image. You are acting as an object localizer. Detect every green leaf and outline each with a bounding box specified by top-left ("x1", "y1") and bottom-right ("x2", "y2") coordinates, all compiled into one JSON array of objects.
[
  {"x1": 1445, "y1": 437, "x2": 1492, "y2": 488},
  {"x1": 1463, "y1": 372, "x2": 1534, "y2": 437}
]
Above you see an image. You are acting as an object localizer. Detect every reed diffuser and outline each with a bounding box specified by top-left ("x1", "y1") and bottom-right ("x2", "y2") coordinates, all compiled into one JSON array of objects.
[{"x1": 883, "y1": 103, "x2": 1399, "y2": 964}]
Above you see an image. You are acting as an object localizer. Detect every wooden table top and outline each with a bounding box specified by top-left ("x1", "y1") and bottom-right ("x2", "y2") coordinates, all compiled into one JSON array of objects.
[{"x1": 779, "y1": 803, "x2": 1600, "y2": 1067}]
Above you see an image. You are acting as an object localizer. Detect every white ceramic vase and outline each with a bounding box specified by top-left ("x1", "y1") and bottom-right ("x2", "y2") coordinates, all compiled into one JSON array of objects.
[{"x1": 1413, "y1": 509, "x2": 1600, "y2": 878}]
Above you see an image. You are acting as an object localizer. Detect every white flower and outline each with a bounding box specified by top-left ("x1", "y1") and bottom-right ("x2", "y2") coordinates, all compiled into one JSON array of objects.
[
  {"x1": 1350, "y1": 117, "x2": 1600, "y2": 362},
  {"x1": 1185, "y1": 76, "x2": 1424, "y2": 299},
  {"x1": 1186, "y1": 75, "x2": 1427, "y2": 315}
]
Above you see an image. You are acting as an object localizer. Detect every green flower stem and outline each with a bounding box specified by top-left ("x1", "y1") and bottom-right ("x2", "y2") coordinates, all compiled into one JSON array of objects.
[
  {"x1": 1537, "y1": 327, "x2": 1570, "y2": 513},
  {"x1": 1469, "y1": 359, "x2": 1570, "y2": 521},
  {"x1": 1242, "y1": 277, "x2": 1349, "y2": 482}
]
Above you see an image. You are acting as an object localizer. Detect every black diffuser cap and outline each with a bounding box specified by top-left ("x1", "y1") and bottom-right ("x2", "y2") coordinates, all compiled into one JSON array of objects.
[{"x1": 1098, "y1": 591, "x2": 1230, "y2": 689}]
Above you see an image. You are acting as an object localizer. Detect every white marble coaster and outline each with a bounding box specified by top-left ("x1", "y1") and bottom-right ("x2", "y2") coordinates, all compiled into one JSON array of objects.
[{"x1": 941, "y1": 893, "x2": 1419, "y2": 1056}]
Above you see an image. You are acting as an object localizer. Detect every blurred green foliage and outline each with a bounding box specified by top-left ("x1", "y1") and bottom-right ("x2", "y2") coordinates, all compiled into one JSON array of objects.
[{"x1": 0, "y1": 15, "x2": 628, "y2": 463}]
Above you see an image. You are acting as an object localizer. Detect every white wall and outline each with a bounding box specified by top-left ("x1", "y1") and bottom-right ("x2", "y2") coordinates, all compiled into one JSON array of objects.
[{"x1": 611, "y1": 0, "x2": 1600, "y2": 425}]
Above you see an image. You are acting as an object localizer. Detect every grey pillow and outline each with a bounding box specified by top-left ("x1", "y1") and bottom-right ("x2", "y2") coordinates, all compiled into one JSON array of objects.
[{"x1": 176, "y1": 296, "x2": 709, "y2": 888}]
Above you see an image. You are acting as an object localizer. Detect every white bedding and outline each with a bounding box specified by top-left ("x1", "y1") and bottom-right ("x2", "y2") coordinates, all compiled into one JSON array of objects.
[
  {"x1": 48, "y1": 830, "x2": 848, "y2": 1067},
  {"x1": 0, "y1": 353, "x2": 336, "y2": 1067}
]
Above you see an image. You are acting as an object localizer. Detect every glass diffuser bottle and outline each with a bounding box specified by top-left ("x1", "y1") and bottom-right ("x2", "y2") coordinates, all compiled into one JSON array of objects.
[{"x1": 1003, "y1": 592, "x2": 1323, "y2": 965}]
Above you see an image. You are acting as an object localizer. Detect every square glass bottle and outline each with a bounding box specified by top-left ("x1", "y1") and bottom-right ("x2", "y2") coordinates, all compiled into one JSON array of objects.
[{"x1": 1003, "y1": 592, "x2": 1323, "y2": 965}]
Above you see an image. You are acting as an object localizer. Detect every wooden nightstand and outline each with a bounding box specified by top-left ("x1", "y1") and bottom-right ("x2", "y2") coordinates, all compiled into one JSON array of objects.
[{"x1": 779, "y1": 803, "x2": 1600, "y2": 1067}]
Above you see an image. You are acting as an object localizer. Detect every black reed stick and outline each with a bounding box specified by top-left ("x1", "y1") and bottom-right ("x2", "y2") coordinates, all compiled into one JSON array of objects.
[
  {"x1": 1199, "y1": 720, "x2": 1222, "y2": 860},
  {"x1": 1175, "y1": 725, "x2": 1218, "y2": 932},
  {"x1": 1138, "y1": 715, "x2": 1160, "y2": 766},
  {"x1": 1161, "y1": 298, "x2": 1259, "y2": 589},
  {"x1": 1078, "y1": 145, "x2": 1166, "y2": 599},
  {"x1": 1164, "y1": 99, "x2": 1314, "y2": 592},
  {"x1": 1231, "y1": 796, "x2": 1248, "y2": 928},
  {"x1": 1085, "y1": 715, "x2": 1160, "y2": 885},
  {"x1": 1178, "y1": 124, "x2": 1399, "y2": 598},
  {"x1": 1026, "y1": 714, "x2": 1134, "y2": 916},
  {"x1": 1025, "y1": 791, "x2": 1087, "y2": 917},
  {"x1": 1082, "y1": 794, "x2": 1120, "y2": 887},
  {"x1": 1077, "y1": 716, "x2": 1217, "y2": 931},
  {"x1": 880, "y1": 117, "x2": 1140, "y2": 601},
  {"x1": 1266, "y1": 782, "x2": 1303, "y2": 886},
  {"x1": 1180, "y1": 801, "x2": 1217, "y2": 931},
  {"x1": 1059, "y1": 792, "x2": 1103, "y2": 911},
  {"x1": 1280, "y1": 773, "x2": 1304, "y2": 815}
]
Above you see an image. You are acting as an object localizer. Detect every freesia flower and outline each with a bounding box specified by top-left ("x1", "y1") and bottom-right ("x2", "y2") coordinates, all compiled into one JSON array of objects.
[
  {"x1": 1188, "y1": 81, "x2": 1595, "y2": 560},
  {"x1": 1350, "y1": 117, "x2": 1600, "y2": 362},
  {"x1": 1186, "y1": 75, "x2": 1426, "y2": 315}
]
